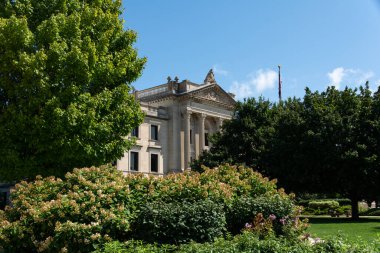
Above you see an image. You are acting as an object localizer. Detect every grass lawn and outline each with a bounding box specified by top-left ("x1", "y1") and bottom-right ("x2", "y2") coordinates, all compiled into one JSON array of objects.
[{"x1": 306, "y1": 216, "x2": 380, "y2": 243}]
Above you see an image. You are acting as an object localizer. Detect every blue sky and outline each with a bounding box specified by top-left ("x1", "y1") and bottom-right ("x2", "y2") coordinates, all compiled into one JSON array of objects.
[{"x1": 122, "y1": 1, "x2": 380, "y2": 101}]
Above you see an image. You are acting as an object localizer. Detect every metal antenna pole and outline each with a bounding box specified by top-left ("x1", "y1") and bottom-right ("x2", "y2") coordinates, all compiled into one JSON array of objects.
[{"x1": 278, "y1": 65, "x2": 282, "y2": 102}]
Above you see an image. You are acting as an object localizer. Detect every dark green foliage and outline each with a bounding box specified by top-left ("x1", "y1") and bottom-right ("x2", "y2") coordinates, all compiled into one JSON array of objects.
[
  {"x1": 132, "y1": 200, "x2": 226, "y2": 244},
  {"x1": 193, "y1": 84, "x2": 380, "y2": 219},
  {"x1": 190, "y1": 150, "x2": 234, "y2": 173},
  {"x1": 0, "y1": 0, "x2": 146, "y2": 181},
  {"x1": 271, "y1": 86, "x2": 380, "y2": 219},
  {"x1": 192, "y1": 97, "x2": 277, "y2": 174}
]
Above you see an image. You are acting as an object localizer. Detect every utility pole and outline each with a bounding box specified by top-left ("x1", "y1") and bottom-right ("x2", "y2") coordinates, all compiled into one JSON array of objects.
[{"x1": 278, "y1": 65, "x2": 282, "y2": 102}]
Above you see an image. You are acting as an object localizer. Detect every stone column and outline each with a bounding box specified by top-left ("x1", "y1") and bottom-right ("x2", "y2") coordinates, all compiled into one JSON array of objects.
[
  {"x1": 199, "y1": 113, "x2": 206, "y2": 153},
  {"x1": 184, "y1": 111, "x2": 191, "y2": 169},
  {"x1": 217, "y1": 118, "x2": 224, "y2": 130},
  {"x1": 170, "y1": 106, "x2": 181, "y2": 171},
  {"x1": 195, "y1": 123, "x2": 200, "y2": 159}
]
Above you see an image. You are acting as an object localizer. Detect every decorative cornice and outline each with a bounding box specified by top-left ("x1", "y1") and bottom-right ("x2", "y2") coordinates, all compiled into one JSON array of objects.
[{"x1": 139, "y1": 83, "x2": 236, "y2": 110}]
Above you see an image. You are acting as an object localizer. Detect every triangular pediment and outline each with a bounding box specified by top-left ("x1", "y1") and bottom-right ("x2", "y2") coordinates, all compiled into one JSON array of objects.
[{"x1": 190, "y1": 84, "x2": 236, "y2": 107}]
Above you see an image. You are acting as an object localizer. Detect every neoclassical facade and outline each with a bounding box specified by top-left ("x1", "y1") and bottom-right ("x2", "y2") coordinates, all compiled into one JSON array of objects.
[{"x1": 116, "y1": 70, "x2": 236, "y2": 175}]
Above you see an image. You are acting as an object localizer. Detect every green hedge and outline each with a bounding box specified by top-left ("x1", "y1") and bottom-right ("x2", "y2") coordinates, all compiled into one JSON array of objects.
[
  {"x1": 302, "y1": 200, "x2": 344, "y2": 215},
  {"x1": 132, "y1": 199, "x2": 226, "y2": 244},
  {"x1": 308, "y1": 200, "x2": 339, "y2": 210},
  {"x1": 298, "y1": 198, "x2": 351, "y2": 207}
]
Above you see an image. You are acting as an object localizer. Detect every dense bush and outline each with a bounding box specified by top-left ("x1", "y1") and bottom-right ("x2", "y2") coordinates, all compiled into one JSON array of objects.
[
  {"x1": 308, "y1": 200, "x2": 339, "y2": 210},
  {"x1": 298, "y1": 198, "x2": 351, "y2": 207},
  {"x1": 132, "y1": 199, "x2": 226, "y2": 244},
  {"x1": 95, "y1": 232, "x2": 380, "y2": 253},
  {"x1": 0, "y1": 164, "x2": 299, "y2": 252},
  {"x1": 127, "y1": 164, "x2": 298, "y2": 242},
  {"x1": 302, "y1": 200, "x2": 343, "y2": 215}
]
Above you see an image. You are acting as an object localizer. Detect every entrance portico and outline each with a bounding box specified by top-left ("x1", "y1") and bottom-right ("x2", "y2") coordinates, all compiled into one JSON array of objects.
[{"x1": 184, "y1": 110, "x2": 227, "y2": 169}]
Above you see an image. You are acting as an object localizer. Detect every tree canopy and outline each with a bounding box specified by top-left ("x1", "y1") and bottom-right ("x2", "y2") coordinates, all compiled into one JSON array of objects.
[
  {"x1": 0, "y1": 0, "x2": 146, "y2": 181},
  {"x1": 192, "y1": 84, "x2": 380, "y2": 219}
]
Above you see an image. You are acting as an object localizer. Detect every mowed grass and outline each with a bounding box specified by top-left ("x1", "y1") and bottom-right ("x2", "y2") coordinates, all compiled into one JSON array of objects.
[{"x1": 306, "y1": 216, "x2": 380, "y2": 243}]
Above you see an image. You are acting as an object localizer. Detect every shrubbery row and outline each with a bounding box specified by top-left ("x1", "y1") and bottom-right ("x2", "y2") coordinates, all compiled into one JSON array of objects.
[
  {"x1": 301, "y1": 200, "x2": 351, "y2": 216},
  {"x1": 0, "y1": 164, "x2": 299, "y2": 252},
  {"x1": 95, "y1": 232, "x2": 380, "y2": 253},
  {"x1": 297, "y1": 198, "x2": 351, "y2": 207}
]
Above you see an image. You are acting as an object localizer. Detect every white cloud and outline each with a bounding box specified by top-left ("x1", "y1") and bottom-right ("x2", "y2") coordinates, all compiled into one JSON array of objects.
[
  {"x1": 327, "y1": 67, "x2": 374, "y2": 89},
  {"x1": 212, "y1": 65, "x2": 229, "y2": 76},
  {"x1": 327, "y1": 67, "x2": 345, "y2": 89},
  {"x1": 229, "y1": 69, "x2": 277, "y2": 100},
  {"x1": 373, "y1": 80, "x2": 380, "y2": 93},
  {"x1": 251, "y1": 69, "x2": 278, "y2": 92}
]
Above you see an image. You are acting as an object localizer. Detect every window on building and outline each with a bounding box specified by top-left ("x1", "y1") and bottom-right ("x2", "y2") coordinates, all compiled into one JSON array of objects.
[
  {"x1": 205, "y1": 132, "x2": 209, "y2": 146},
  {"x1": 0, "y1": 192, "x2": 7, "y2": 210},
  {"x1": 131, "y1": 127, "x2": 139, "y2": 137},
  {"x1": 151, "y1": 125, "x2": 158, "y2": 140},
  {"x1": 190, "y1": 129, "x2": 192, "y2": 144},
  {"x1": 151, "y1": 153, "x2": 158, "y2": 172},
  {"x1": 130, "y1": 152, "x2": 139, "y2": 171}
]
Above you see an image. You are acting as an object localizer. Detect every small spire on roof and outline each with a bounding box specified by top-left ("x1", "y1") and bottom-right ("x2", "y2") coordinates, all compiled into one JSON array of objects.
[{"x1": 204, "y1": 69, "x2": 216, "y2": 84}]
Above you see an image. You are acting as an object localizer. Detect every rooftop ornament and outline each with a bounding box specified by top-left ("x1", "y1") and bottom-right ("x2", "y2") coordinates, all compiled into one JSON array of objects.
[{"x1": 204, "y1": 69, "x2": 216, "y2": 84}]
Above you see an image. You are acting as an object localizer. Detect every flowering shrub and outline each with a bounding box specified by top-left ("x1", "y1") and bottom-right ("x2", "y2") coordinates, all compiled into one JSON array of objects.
[
  {"x1": 0, "y1": 164, "x2": 302, "y2": 252},
  {"x1": 243, "y1": 213, "x2": 275, "y2": 238},
  {"x1": 242, "y1": 209, "x2": 308, "y2": 240},
  {"x1": 0, "y1": 166, "x2": 132, "y2": 252},
  {"x1": 226, "y1": 194, "x2": 295, "y2": 234}
]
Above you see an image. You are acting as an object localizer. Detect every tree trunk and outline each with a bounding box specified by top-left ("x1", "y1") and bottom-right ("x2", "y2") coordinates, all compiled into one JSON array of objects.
[{"x1": 351, "y1": 195, "x2": 359, "y2": 220}]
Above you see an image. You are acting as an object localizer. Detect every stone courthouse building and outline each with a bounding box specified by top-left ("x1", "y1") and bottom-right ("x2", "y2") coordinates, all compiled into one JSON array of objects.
[{"x1": 116, "y1": 70, "x2": 236, "y2": 175}]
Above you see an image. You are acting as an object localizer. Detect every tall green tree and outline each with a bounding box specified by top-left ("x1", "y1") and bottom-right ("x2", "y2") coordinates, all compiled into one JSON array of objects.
[
  {"x1": 191, "y1": 97, "x2": 278, "y2": 173},
  {"x1": 286, "y1": 86, "x2": 376, "y2": 219},
  {"x1": 367, "y1": 87, "x2": 380, "y2": 207},
  {"x1": 0, "y1": 0, "x2": 146, "y2": 181}
]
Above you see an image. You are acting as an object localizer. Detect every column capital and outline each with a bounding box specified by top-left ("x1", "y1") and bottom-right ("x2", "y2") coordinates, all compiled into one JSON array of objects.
[
  {"x1": 217, "y1": 118, "x2": 224, "y2": 130},
  {"x1": 185, "y1": 111, "x2": 192, "y2": 119},
  {"x1": 199, "y1": 113, "x2": 207, "y2": 120},
  {"x1": 184, "y1": 108, "x2": 192, "y2": 115}
]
